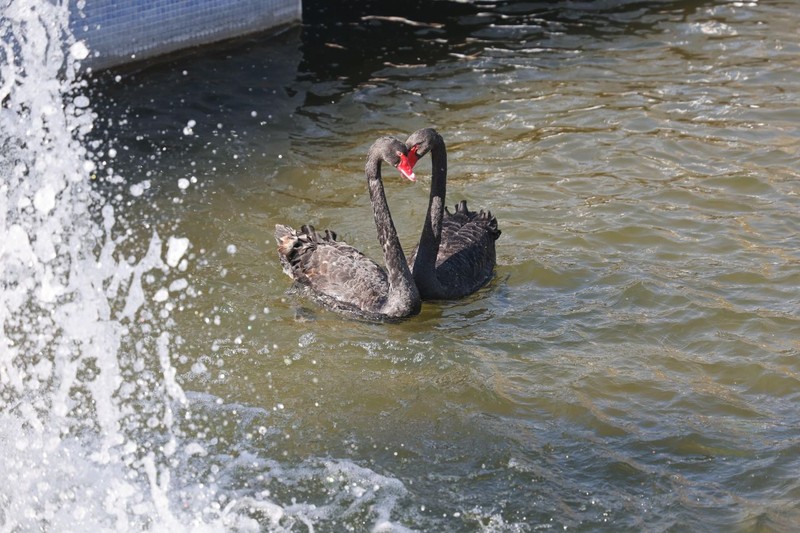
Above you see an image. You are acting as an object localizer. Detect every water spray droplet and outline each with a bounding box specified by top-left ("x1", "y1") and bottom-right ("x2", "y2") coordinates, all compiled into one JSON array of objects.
[
  {"x1": 69, "y1": 41, "x2": 89, "y2": 60},
  {"x1": 33, "y1": 185, "x2": 56, "y2": 214},
  {"x1": 166, "y1": 237, "x2": 190, "y2": 267}
]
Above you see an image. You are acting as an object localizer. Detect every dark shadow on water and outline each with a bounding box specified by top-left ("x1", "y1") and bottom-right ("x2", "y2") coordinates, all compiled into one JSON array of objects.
[
  {"x1": 83, "y1": 0, "x2": 719, "y2": 199},
  {"x1": 298, "y1": 0, "x2": 717, "y2": 97},
  {"x1": 87, "y1": 0, "x2": 721, "y2": 119},
  {"x1": 86, "y1": 27, "x2": 303, "y2": 192}
]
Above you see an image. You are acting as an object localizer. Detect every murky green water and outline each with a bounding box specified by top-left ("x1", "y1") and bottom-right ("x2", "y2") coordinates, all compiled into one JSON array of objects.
[{"x1": 89, "y1": 0, "x2": 799, "y2": 530}]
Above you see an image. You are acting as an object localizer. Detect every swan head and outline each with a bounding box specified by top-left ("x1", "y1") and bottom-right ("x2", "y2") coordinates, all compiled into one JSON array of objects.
[
  {"x1": 404, "y1": 127, "x2": 442, "y2": 167},
  {"x1": 370, "y1": 136, "x2": 417, "y2": 182},
  {"x1": 384, "y1": 137, "x2": 417, "y2": 182}
]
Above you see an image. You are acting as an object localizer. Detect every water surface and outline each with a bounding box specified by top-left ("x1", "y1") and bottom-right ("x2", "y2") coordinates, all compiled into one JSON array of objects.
[{"x1": 14, "y1": 0, "x2": 800, "y2": 530}]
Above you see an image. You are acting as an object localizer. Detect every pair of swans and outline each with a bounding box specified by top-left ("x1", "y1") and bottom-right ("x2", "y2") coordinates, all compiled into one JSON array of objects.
[{"x1": 275, "y1": 128, "x2": 501, "y2": 321}]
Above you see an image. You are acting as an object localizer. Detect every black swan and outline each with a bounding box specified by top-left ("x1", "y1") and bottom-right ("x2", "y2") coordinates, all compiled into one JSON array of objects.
[
  {"x1": 275, "y1": 136, "x2": 421, "y2": 321},
  {"x1": 404, "y1": 128, "x2": 501, "y2": 300}
]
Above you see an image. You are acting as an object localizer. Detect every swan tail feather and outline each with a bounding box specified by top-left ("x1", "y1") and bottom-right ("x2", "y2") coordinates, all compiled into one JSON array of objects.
[
  {"x1": 446, "y1": 201, "x2": 501, "y2": 240},
  {"x1": 275, "y1": 224, "x2": 302, "y2": 278},
  {"x1": 479, "y1": 209, "x2": 501, "y2": 240},
  {"x1": 300, "y1": 224, "x2": 319, "y2": 242},
  {"x1": 275, "y1": 224, "x2": 300, "y2": 253}
]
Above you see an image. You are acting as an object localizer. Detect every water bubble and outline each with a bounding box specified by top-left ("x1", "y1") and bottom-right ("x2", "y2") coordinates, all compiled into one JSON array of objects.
[
  {"x1": 298, "y1": 332, "x2": 316, "y2": 347},
  {"x1": 182, "y1": 119, "x2": 196, "y2": 136},
  {"x1": 73, "y1": 95, "x2": 90, "y2": 108},
  {"x1": 153, "y1": 288, "x2": 169, "y2": 302},
  {"x1": 168, "y1": 278, "x2": 188, "y2": 292},
  {"x1": 184, "y1": 443, "x2": 207, "y2": 457},
  {"x1": 177, "y1": 178, "x2": 190, "y2": 190},
  {"x1": 166, "y1": 237, "x2": 190, "y2": 267},
  {"x1": 33, "y1": 185, "x2": 56, "y2": 214},
  {"x1": 69, "y1": 40, "x2": 89, "y2": 60},
  {"x1": 226, "y1": 244, "x2": 237, "y2": 255}
]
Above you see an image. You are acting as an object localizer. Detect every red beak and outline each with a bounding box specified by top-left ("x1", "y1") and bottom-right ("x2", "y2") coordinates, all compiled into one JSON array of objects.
[
  {"x1": 406, "y1": 144, "x2": 421, "y2": 169},
  {"x1": 396, "y1": 153, "x2": 417, "y2": 182}
]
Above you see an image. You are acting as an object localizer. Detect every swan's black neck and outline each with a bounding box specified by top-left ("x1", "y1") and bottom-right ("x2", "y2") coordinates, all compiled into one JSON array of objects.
[
  {"x1": 366, "y1": 142, "x2": 421, "y2": 316},
  {"x1": 412, "y1": 133, "x2": 447, "y2": 295}
]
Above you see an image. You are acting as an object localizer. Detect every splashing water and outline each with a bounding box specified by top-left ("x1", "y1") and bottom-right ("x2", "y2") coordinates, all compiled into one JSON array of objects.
[
  {"x1": 0, "y1": 1, "x2": 196, "y2": 529},
  {"x1": 1, "y1": 3, "x2": 416, "y2": 531}
]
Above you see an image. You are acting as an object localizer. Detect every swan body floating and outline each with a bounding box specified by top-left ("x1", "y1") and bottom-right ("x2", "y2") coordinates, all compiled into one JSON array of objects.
[
  {"x1": 405, "y1": 128, "x2": 501, "y2": 300},
  {"x1": 275, "y1": 137, "x2": 421, "y2": 321}
]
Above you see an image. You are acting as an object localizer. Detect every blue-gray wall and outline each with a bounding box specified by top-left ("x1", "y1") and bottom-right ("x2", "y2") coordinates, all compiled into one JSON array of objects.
[{"x1": 70, "y1": 0, "x2": 301, "y2": 70}]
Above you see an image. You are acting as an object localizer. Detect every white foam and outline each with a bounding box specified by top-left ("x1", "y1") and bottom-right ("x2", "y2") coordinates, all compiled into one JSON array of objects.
[
  {"x1": 166, "y1": 236, "x2": 191, "y2": 267},
  {"x1": 169, "y1": 278, "x2": 189, "y2": 292},
  {"x1": 0, "y1": 2, "x2": 218, "y2": 529},
  {"x1": 33, "y1": 184, "x2": 56, "y2": 214},
  {"x1": 153, "y1": 287, "x2": 169, "y2": 302}
]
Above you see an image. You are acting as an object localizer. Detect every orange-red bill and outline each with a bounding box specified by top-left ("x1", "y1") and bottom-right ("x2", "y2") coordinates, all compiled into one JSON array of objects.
[
  {"x1": 406, "y1": 144, "x2": 421, "y2": 169},
  {"x1": 396, "y1": 153, "x2": 417, "y2": 182}
]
